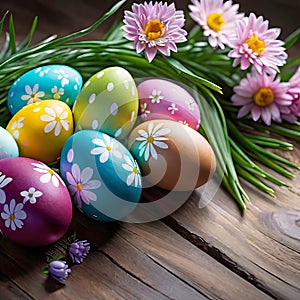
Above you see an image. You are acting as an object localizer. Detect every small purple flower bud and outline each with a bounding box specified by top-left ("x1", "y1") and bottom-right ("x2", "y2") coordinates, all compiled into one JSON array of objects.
[
  {"x1": 49, "y1": 260, "x2": 71, "y2": 284},
  {"x1": 69, "y1": 240, "x2": 90, "y2": 264}
]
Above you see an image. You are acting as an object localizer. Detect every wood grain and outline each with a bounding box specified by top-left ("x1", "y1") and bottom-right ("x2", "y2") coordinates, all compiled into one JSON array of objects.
[
  {"x1": 0, "y1": 0, "x2": 300, "y2": 299},
  {"x1": 142, "y1": 168, "x2": 300, "y2": 299}
]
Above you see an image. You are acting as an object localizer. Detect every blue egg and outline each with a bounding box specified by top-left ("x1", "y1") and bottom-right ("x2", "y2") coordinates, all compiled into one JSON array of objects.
[
  {"x1": 7, "y1": 64, "x2": 83, "y2": 115},
  {"x1": 0, "y1": 126, "x2": 19, "y2": 159},
  {"x1": 59, "y1": 130, "x2": 142, "y2": 222}
]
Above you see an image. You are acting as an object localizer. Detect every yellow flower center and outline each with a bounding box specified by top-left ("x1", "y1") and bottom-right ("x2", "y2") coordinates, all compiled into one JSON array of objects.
[
  {"x1": 9, "y1": 214, "x2": 15, "y2": 221},
  {"x1": 106, "y1": 146, "x2": 112, "y2": 151},
  {"x1": 28, "y1": 193, "x2": 33, "y2": 198},
  {"x1": 132, "y1": 167, "x2": 139, "y2": 174},
  {"x1": 77, "y1": 183, "x2": 83, "y2": 191},
  {"x1": 144, "y1": 19, "x2": 164, "y2": 40},
  {"x1": 55, "y1": 116, "x2": 61, "y2": 122},
  {"x1": 245, "y1": 34, "x2": 265, "y2": 54},
  {"x1": 147, "y1": 136, "x2": 154, "y2": 143},
  {"x1": 47, "y1": 169, "x2": 54, "y2": 175},
  {"x1": 253, "y1": 87, "x2": 274, "y2": 107},
  {"x1": 207, "y1": 13, "x2": 224, "y2": 32}
]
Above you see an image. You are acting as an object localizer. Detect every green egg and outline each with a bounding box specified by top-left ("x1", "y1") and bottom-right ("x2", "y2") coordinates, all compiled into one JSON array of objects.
[{"x1": 72, "y1": 67, "x2": 138, "y2": 140}]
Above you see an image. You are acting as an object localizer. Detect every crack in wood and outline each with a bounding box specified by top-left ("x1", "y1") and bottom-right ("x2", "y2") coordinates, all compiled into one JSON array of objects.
[
  {"x1": 97, "y1": 248, "x2": 174, "y2": 300},
  {"x1": 162, "y1": 216, "x2": 277, "y2": 300},
  {"x1": 0, "y1": 271, "x2": 34, "y2": 300},
  {"x1": 144, "y1": 253, "x2": 211, "y2": 300}
]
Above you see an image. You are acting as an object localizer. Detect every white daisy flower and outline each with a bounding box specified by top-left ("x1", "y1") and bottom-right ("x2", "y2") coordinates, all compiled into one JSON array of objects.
[
  {"x1": 91, "y1": 134, "x2": 122, "y2": 163},
  {"x1": 40, "y1": 106, "x2": 69, "y2": 136},
  {"x1": 122, "y1": 155, "x2": 142, "y2": 187},
  {"x1": 149, "y1": 89, "x2": 164, "y2": 104},
  {"x1": 1, "y1": 199, "x2": 27, "y2": 231},
  {"x1": 136, "y1": 122, "x2": 170, "y2": 161},
  {"x1": 31, "y1": 162, "x2": 65, "y2": 187},
  {"x1": 20, "y1": 187, "x2": 43, "y2": 204},
  {"x1": 168, "y1": 103, "x2": 179, "y2": 114},
  {"x1": 21, "y1": 84, "x2": 45, "y2": 104},
  {"x1": 66, "y1": 164, "x2": 101, "y2": 208},
  {"x1": 54, "y1": 69, "x2": 69, "y2": 87},
  {"x1": 51, "y1": 86, "x2": 64, "y2": 99},
  {"x1": 0, "y1": 172, "x2": 13, "y2": 204}
]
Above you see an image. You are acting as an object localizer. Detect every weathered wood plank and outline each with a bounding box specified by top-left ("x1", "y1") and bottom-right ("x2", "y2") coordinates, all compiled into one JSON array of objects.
[
  {"x1": 0, "y1": 232, "x2": 174, "y2": 300},
  {"x1": 0, "y1": 272, "x2": 33, "y2": 300},
  {"x1": 74, "y1": 211, "x2": 272, "y2": 300},
  {"x1": 142, "y1": 164, "x2": 300, "y2": 300},
  {"x1": 0, "y1": 208, "x2": 271, "y2": 300}
]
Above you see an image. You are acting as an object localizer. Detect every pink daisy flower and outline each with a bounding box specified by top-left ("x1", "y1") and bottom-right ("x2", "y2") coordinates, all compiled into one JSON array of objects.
[
  {"x1": 228, "y1": 13, "x2": 288, "y2": 74},
  {"x1": 281, "y1": 66, "x2": 300, "y2": 123},
  {"x1": 122, "y1": 1, "x2": 187, "y2": 62},
  {"x1": 231, "y1": 71, "x2": 293, "y2": 126},
  {"x1": 189, "y1": 0, "x2": 243, "y2": 49}
]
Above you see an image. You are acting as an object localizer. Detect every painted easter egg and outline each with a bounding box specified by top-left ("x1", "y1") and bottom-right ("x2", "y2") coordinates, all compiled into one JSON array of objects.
[
  {"x1": 0, "y1": 126, "x2": 19, "y2": 159},
  {"x1": 6, "y1": 100, "x2": 74, "y2": 164},
  {"x1": 60, "y1": 130, "x2": 142, "y2": 222},
  {"x1": 7, "y1": 64, "x2": 83, "y2": 115},
  {"x1": 72, "y1": 67, "x2": 138, "y2": 140},
  {"x1": 127, "y1": 119, "x2": 216, "y2": 191},
  {"x1": 137, "y1": 79, "x2": 200, "y2": 130},
  {"x1": 0, "y1": 157, "x2": 72, "y2": 247}
]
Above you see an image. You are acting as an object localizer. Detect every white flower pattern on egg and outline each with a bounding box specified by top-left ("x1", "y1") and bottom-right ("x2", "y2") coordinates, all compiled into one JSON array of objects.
[
  {"x1": 20, "y1": 187, "x2": 43, "y2": 204},
  {"x1": 54, "y1": 69, "x2": 69, "y2": 87},
  {"x1": 90, "y1": 134, "x2": 122, "y2": 163},
  {"x1": 32, "y1": 162, "x2": 65, "y2": 187},
  {"x1": 136, "y1": 122, "x2": 170, "y2": 161},
  {"x1": 1, "y1": 199, "x2": 27, "y2": 231},
  {"x1": 66, "y1": 164, "x2": 101, "y2": 208},
  {"x1": 40, "y1": 106, "x2": 69, "y2": 136},
  {"x1": 179, "y1": 120, "x2": 189, "y2": 126},
  {"x1": 21, "y1": 84, "x2": 45, "y2": 104},
  {"x1": 149, "y1": 89, "x2": 164, "y2": 104},
  {"x1": 0, "y1": 172, "x2": 13, "y2": 204},
  {"x1": 186, "y1": 99, "x2": 195, "y2": 111},
  {"x1": 35, "y1": 67, "x2": 50, "y2": 77},
  {"x1": 140, "y1": 103, "x2": 150, "y2": 120},
  {"x1": 51, "y1": 86, "x2": 64, "y2": 99},
  {"x1": 11, "y1": 117, "x2": 24, "y2": 139},
  {"x1": 168, "y1": 103, "x2": 179, "y2": 115},
  {"x1": 122, "y1": 155, "x2": 141, "y2": 187}
]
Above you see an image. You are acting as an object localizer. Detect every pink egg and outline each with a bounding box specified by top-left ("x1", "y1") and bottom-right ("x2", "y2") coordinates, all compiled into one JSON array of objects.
[
  {"x1": 0, "y1": 157, "x2": 72, "y2": 247},
  {"x1": 137, "y1": 79, "x2": 200, "y2": 130}
]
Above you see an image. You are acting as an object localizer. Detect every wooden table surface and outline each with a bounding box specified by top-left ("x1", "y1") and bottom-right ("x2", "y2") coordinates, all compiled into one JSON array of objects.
[{"x1": 0, "y1": 1, "x2": 299, "y2": 299}]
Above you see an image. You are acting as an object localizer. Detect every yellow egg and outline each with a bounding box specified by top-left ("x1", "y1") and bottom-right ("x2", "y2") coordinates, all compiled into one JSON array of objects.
[
  {"x1": 127, "y1": 119, "x2": 216, "y2": 191},
  {"x1": 6, "y1": 100, "x2": 74, "y2": 163}
]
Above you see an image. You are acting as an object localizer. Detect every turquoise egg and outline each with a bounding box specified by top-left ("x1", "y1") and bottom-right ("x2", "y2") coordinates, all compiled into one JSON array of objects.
[
  {"x1": 7, "y1": 64, "x2": 83, "y2": 115},
  {"x1": 59, "y1": 130, "x2": 142, "y2": 222},
  {"x1": 0, "y1": 126, "x2": 19, "y2": 159},
  {"x1": 72, "y1": 66, "x2": 138, "y2": 140}
]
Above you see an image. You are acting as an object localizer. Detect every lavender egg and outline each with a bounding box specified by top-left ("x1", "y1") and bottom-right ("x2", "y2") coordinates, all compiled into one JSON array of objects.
[
  {"x1": 138, "y1": 79, "x2": 200, "y2": 130},
  {"x1": 0, "y1": 157, "x2": 72, "y2": 247}
]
